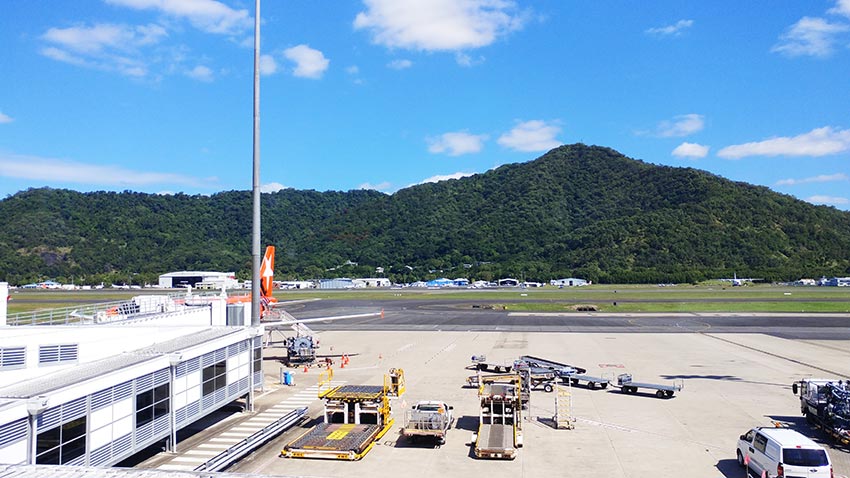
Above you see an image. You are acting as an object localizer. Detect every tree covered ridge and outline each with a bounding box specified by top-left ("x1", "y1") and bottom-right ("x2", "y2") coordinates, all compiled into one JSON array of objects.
[{"x1": 2, "y1": 144, "x2": 849, "y2": 285}]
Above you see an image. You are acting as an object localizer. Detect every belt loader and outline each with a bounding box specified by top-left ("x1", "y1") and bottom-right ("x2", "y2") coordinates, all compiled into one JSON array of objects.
[{"x1": 469, "y1": 374, "x2": 523, "y2": 459}]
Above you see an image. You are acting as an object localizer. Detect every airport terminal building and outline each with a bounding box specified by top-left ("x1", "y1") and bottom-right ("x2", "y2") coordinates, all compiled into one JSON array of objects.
[{"x1": 0, "y1": 283, "x2": 262, "y2": 467}]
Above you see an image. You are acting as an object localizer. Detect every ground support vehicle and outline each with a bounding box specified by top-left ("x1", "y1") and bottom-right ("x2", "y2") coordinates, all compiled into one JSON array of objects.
[
  {"x1": 401, "y1": 401, "x2": 453, "y2": 445},
  {"x1": 512, "y1": 360, "x2": 557, "y2": 393},
  {"x1": 469, "y1": 355, "x2": 514, "y2": 373},
  {"x1": 470, "y1": 374, "x2": 523, "y2": 459},
  {"x1": 518, "y1": 355, "x2": 587, "y2": 376},
  {"x1": 613, "y1": 373, "x2": 682, "y2": 398},
  {"x1": 793, "y1": 378, "x2": 850, "y2": 446},
  {"x1": 561, "y1": 372, "x2": 610, "y2": 389},
  {"x1": 736, "y1": 426, "x2": 833, "y2": 478},
  {"x1": 282, "y1": 369, "x2": 404, "y2": 460}
]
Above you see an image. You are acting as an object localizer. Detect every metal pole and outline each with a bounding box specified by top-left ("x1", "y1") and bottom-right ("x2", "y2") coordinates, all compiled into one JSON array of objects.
[{"x1": 250, "y1": 0, "x2": 261, "y2": 328}]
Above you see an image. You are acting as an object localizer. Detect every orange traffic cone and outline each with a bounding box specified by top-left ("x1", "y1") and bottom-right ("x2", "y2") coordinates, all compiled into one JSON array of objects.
[{"x1": 302, "y1": 365, "x2": 308, "y2": 373}]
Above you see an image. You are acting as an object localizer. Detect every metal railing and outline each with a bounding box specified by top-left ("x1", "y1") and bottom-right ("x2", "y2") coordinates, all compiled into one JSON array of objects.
[
  {"x1": 6, "y1": 291, "x2": 220, "y2": 326},
  {"x1": 194, "y1": 407, "x2": 308, "y2": 472}
]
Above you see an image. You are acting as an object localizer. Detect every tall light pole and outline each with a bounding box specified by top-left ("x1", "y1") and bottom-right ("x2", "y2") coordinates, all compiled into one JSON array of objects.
[{"x1": 251, "y1": 0, "x2": 261, "y2": 328}]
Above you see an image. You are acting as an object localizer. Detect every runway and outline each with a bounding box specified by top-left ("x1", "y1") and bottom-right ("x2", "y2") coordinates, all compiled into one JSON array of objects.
[{"x1": 283, "y1": 299, "x2": 850, "y2": 339}]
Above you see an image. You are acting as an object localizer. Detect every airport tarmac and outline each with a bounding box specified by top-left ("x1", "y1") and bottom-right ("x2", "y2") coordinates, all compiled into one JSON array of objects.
[{"x1": 200, "y1": 329, "x2": 850, "y2": 478}]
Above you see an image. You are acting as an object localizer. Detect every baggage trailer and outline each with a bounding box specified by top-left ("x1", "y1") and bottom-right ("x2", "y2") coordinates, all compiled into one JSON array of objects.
[
  {"x1": 518, "y1": 355, "x2": 587, "y2": 376},
  {"x1": 792, "y1": 378, "x2": 850, "y2": 446},
  {"x1": 612, "y1": 373, "x2": 682, "y2": 398},
  {"x1": 469, "y1": 355, "x2": 514, "y2": 373},
  {"x1": 282, "y1": 369, "x2": 404, "y2": 460},
  {"x1": 401, "y1": 401, "x2": 453, "y2": 445},
  {"x1": 562, "y1": 372, "x2": 610, "y2": 389},
  {"x1": 470, "y1": 374, "x2": 523, "y2": 459}
]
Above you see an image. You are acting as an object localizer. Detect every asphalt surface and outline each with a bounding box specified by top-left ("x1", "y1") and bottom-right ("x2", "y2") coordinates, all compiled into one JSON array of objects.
[{"x1": 283, "y1": 299, "x2": 850, "y2": 339}]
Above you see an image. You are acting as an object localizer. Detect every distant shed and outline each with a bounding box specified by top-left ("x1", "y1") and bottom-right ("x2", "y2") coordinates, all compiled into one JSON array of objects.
[{"x1": 158, "y1": 271, "x2": 237, "y2": 289}]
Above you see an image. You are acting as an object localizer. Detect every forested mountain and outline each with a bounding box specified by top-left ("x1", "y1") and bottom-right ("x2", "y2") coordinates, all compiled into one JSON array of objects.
[{"x1": 2, "y1": 144, "x2": 850, "y2": 285}]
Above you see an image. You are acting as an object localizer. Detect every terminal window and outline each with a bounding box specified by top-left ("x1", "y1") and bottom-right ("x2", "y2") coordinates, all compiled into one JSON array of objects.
[
  {"x1": 36, "y1": 417, "x2": 86, "y2": 464},
  {"x1": 202, "y1": 360, "x2": 227, "y2": 396},
  {"x1": 136, "y1": 383, "x2": 170, "y2": 427}
]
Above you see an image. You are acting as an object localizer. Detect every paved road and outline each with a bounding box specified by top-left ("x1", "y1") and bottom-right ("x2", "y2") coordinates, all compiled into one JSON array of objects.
[{"x1": 282, "y1": 299, "x2": 850, "y2": 339}]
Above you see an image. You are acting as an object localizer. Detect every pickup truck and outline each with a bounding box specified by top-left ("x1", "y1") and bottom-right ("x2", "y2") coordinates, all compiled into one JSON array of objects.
[{"x1": 401, "y1": 401, "x2": 453, "y2": 445}]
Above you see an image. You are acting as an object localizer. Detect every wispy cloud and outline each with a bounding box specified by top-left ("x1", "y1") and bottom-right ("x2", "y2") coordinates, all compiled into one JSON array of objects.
[
  {"x1": 0, "y1": 153, "x2": 218, "y2": 189},
  {"x1": 718, "y1": 127, "x2": 850, "y2": 159},
  {"x1": 830, "y1": 0, "x2": 850, "y2": 18},
  {"x1": 657, "y1": 114, "x2": 705, "y2": 137},
  {"x1": 415, "y1": 172, "x2": 475, "y2": 186},
  {"x1": 776, "y1": 173, "x2": 849, "y2": 186},
  {"x1": 772, "y1": 16, "x2": 849, "y2": 58},
  {"x1": 354, "y1": 0, "x2": 527, "y2": 51},
  {"x1": 185, "y1": 65, "x2": 213, "y2": 81},
  {"x1": 807, "y1": 195, "x2": 850, "y2": 205},
  {"x1": 0, "y1": 112, "x2": 13, "y2": 124},
  {"x1": 260, "y1": 182, "x2": 287, "y2": 193},
  {"x1": 645, "y1": 19, "x2": 693, "y2": 36},
  {"x1": 358, "y1": 181, "x2": 392, "y2": 191},
  {"x1": 497, "y1": 120, "x2": 561, "y2": 152},
  {"x1": 672, "y1": 142, "x2": 709, "y2": 158},
  {"x1": 283, "y1": 44, "x2": 329, "y2": 79},
  {"x1": 259, "y1": 54, "x2": 278, "y2": 76},
  {"x1": 427, "y1": 131, "x2": 487, "y2": 156},
  {"x1": 105, "y1": 0, "x2": 252, "y2": 35},
  {"x1": 387, "y1": 59, "x2": 413, "y2": 70},
  {"x1": 40, "y1": 23, "x2": 167, "y2": 77}
]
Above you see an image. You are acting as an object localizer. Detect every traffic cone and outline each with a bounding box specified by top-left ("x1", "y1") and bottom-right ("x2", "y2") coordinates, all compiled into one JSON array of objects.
[{"x1": 302, "y1": 365, "x2": 308, "y2": 373}]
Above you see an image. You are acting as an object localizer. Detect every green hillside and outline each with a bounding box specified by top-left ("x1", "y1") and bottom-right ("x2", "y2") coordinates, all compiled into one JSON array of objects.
[{"x1": 2, "y1": 144, "x2": 849, "y2": 285}]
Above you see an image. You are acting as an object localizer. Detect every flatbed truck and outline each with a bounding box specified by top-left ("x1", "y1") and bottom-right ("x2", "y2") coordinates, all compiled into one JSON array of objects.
[{"x1": 793, "y1": 378, "x2": 850, "y2": 446}]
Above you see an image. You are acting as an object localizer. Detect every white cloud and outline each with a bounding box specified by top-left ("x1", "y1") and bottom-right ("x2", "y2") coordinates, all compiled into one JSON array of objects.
[
  {"x1": 346, "y1": 65, "x2": 360, "y2": 75},
  {"x1": 830, "y1": 0, "x2": 850, "y2": 17},
  {"x1": 42, "y1": 23, "x2": 167, "y2": 54},
  {"x1": 807, "y1": 195, "x2": 850, "y2": 205},
  {"x1": 645, "y1": 19, "x2": 693, "y2": 36},
  {"x1": 497, "y1": 120, "x2": 561, "y2": 152},
  {"x1": 186, "y1": 65, "x2": 213, "y2": 81},
  {"x1": 283, "y1": 44, "x2": 329, "y2": 79},
  {"x1": 671, "y1": 142, "x2": 709, "y2": 158},
  {"x1": 105, "y1": 0, "x2": 252, "y2": 35},
  {"x1": 427, "y1": 131, "x2": 487, "y2": 156},
  {"x1": 417, "y1": 172, "x2": 475, "y2": 185},
  {"x1": 40, "y1": 23, "x2": 167, "y2": 77},
  {"x1": 776, "y1": 173, "x2": 849, "y2": 186},
  {"x1": 657, "y1": 114, "x2": 705, "y2": 137},
  {"x1": 260, "y1": 182, "x2": 287, "y2": 193},
  {"x1": 354, "y1": 0, "x2": 526, "y2": 51},
  {"x1": 455, "y1": 51, "x2": 484, "y2": 67},
  {"x1": 772, "y1": 16, "x2": 849, "y2": 58},
  {"x1": 387, "y1": 59, "x2": 412, "y2": 70},
  {"x1": 0, "y1": 153, "x2": 218, "y2": 189},
  {"x1": 259, "y1": 54, "x2": 277, "y2": 76},
  {"x1": 0, "y1": 112, "x2": 13, "y2": 124},
  {"x1": 718, "y1": 127, "x2": 850, "y2": 159},
  {"x1": 358, "y1": 181, "x2": 392, "y2": 191}
]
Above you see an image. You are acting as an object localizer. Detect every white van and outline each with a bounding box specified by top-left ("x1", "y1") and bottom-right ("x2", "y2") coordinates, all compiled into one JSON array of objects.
[{"x1": 737, "y1": 427, "x2": 832, "y2": 478}]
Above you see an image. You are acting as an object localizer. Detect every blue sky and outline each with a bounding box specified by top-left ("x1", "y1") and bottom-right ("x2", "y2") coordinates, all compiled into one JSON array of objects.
[{"x1": 1, "y1": 1, "x2": 849, "y2": 210}]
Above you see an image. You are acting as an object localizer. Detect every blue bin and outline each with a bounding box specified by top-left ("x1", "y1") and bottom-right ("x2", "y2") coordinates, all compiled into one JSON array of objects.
[{"x1": 283, "y1": 371, "x2": 293, "y2": 386}]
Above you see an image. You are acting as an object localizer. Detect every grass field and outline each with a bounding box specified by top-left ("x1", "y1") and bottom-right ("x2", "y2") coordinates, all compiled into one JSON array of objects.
[{"x1": 6, "y1": 284, "x2": 850, "y2": 315}]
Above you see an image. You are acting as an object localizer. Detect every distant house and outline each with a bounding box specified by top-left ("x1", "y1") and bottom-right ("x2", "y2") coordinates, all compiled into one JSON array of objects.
[
  {"x1": 550, "y1": 278, "x2": 589, "y2": 287},
  {"x1": 426, "y1": 278, "x2": 454, "y2": 288},
  {"x1": 318, "y1": 278, "x2": 355, "y2": 289},
  {"x1": 352, "y1": 278, "x2": 391, "y2": 288}
]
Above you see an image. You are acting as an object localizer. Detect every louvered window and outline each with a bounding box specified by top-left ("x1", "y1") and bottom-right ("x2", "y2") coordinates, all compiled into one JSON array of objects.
[
  {"x1": 0, "y1": 347, "x2": 25, "y2": 369},
  {"x1": 39, "y1": 344, "x2": 79, "y2": 365}
]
